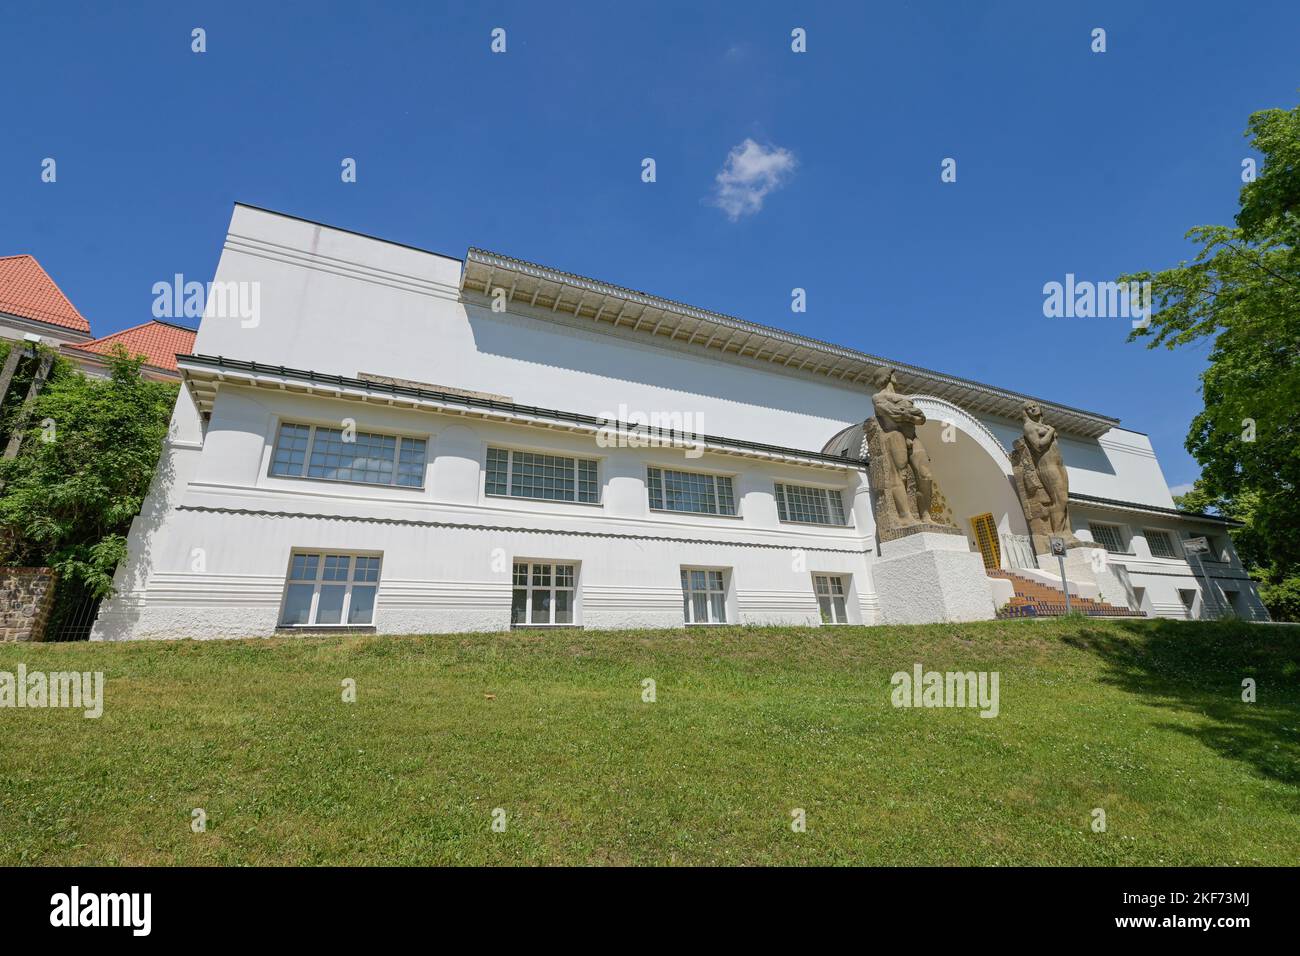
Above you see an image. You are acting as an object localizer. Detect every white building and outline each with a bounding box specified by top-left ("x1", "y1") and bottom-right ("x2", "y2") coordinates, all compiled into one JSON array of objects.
[{"x1": 91, "y1": 205, "x2": 1267, "y2": 640}]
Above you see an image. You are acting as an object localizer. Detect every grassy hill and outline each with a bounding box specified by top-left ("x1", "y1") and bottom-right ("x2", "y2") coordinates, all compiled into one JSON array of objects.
[{"x1": 1, "y1": 617, "x2": 1296, "y2": 865}]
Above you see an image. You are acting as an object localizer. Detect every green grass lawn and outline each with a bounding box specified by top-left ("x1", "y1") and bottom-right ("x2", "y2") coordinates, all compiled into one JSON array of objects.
[{"x1": 1, "y1": 617, "x2": 1297, "y2": 866}]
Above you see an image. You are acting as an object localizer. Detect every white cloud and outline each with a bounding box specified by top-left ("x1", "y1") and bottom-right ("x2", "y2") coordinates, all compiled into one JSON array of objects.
[
  {"x1": 708, "y1": 138, "x2": 797, "y2": 221},
  {"x1": 1168, "y1": 482, "x2": 1195, "y2": 497}
]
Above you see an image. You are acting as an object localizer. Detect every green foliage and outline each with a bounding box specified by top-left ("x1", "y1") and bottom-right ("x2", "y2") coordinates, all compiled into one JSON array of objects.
[
  {"x1": 1259, "y1": 575, "x2": 1300, "y2": 623},
  {"x1": 1122, "y1": 102, "x2": 1300, "y2": 593},
  {"x1": 0, "y1": 346, "x2": 176, "y2": 597}
]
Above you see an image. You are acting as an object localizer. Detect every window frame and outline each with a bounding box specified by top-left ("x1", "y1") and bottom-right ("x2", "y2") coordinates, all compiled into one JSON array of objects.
[
  {"x1": 1087, "y1": 521, "x2": 1128, "y2": 555},
  {"x1": 775, "y1": 482, "x2": 849, "y2": 527},
  {"x1": 511, "y1": 560, "x2": 579, "y2": 626},
  {"x1": 812, "y1": 573, "x2": 851, "y2": 624},
  {"x1": 680, "y1": 566, "x2": 729, "y2": 625},
  {"x1": 485, "y1": 445, "x2": 602, "y2": 506},
  {"x1": 1142, "y1": 528, "x2": 1179, "y2": 559},
  {"x1": 647, "y1": 465, "x2": 740, "y2": 518},
  {"x1": 278, "y1": 550, "x2": 383, "y2": 628},
  {"x1": 268, "y1": 419, "x2": 428, "y2": 490}
]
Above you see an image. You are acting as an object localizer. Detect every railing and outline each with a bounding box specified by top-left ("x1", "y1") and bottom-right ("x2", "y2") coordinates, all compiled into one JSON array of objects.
[{"x1": 1000, "y1": 533, "x2": 1038, "y2": 571}]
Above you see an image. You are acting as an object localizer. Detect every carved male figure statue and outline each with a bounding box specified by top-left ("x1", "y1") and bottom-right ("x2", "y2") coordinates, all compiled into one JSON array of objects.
[{"x1": 871, "y1": 368, "x2": 936, "y2": 527}]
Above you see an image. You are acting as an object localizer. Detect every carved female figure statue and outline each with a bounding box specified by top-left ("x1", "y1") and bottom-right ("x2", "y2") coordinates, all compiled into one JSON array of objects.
[{"x1": 1021, "y1": 401, "x2": 1069, "y2": 534}]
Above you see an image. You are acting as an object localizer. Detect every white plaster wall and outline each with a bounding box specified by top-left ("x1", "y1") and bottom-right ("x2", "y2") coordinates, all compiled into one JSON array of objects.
[{"x1": 93, "y1": 384, "x2": 875, "y2": 640}]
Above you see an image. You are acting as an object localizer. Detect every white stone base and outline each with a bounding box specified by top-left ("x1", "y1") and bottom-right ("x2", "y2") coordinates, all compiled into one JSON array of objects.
[
  {"x1": 874, "y1": 533, "x2": 996, "y2": 625},
  {"x1": 1034, "y1": 546, "x2": 1131, "y2": 606}
]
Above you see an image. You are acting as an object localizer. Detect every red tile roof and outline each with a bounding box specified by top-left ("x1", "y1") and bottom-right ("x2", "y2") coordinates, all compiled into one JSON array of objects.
[
  {"x1": 70, "y1": 320, "x2": 197, "y2": 372},
  {"x1": 0, "y1": 254, "x2": 91, "y2": 333}
]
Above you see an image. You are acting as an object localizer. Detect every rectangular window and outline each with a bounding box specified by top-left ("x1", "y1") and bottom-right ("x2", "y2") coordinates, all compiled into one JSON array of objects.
[
  {"x1": 1088, "y1": 522, "x2": 1125, "y2": 554},
  {"x1": 511, "y1": 561, "x2": 577, "y2": 625},
  {"x1": 813, "y1": 574, "x2": 850, "y2": 624},
  {"x1": 486, "y1": 447, "x2": 599, "y2": 503},
  {"x1": 270, "y1": 421, "x2": 426, "y2": 488},
  {"x1": 648, "y1": 467, "x2": 737, "y2": 516},
  {"x1": 1144, "y1": 529, "x2": 1178, "y2": 559},
  {"x1": 775, "y1": 483, "x2": 847, "y2": 525},
  {"x1": 681, "y1": 568, "x2": 727, "y2": 624},
  {"x1": 279, "y1": 552, "x2": 382, "y2": 626}
]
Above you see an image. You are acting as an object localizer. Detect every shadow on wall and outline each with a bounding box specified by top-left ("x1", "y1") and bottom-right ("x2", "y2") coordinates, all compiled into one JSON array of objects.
[
  {"x1": 88, "y1": 440, "x2": 178, "y2": 640},
  {"x1": 1064, "y1": 619, "x2": 1300, "y2": 793},
  {"x1": 464, "y1": 304, "x2": 869, "y2": 427}
]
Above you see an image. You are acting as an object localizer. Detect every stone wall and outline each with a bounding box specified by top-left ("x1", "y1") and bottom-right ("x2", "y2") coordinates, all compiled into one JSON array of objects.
[{"x1": 0, "y1": 567, "x2": 58, "y2": 642}]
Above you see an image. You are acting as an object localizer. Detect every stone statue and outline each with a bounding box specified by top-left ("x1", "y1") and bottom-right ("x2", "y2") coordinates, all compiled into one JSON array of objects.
[
  {"x1": 1010, "y1": 400, "x2": 1087, "y2": 553},
  {"x1": 864, "y1": 368, "x2": 961, "y2": 541}
]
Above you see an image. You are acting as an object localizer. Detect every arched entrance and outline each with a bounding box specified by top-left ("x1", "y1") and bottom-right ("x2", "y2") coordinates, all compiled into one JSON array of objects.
[{"x1": 909, "y1": 396, "x2": 1030, "y2": 570}]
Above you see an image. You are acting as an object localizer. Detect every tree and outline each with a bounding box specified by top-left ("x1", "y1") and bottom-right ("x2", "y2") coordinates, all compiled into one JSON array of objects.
[
  {"x1": 1120, "y1": 101, "x2": 1300, "y2": 619},
  {"x1": 0, "y1": 345, "x2": 176, "y2": 597}
]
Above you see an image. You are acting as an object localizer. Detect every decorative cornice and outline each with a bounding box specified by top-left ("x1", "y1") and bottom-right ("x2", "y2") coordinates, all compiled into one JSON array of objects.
[{"x1": 176, "y1": 353, "x2": 867, "y2": 471}]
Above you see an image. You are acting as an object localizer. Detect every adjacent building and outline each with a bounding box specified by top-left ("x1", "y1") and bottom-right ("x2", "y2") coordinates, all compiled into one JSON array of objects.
[{"x1": 90, "y1": 204, "x2": 1267, "y2": 639}]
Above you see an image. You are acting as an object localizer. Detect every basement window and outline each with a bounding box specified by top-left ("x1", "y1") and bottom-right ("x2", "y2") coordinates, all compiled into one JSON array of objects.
[
  {"x1": 813, "y1": 574, "x2": 850, "y2": 624},
  {"x1": 279, "y1": 552, "x2": 382, "y2": 626},
  {"x1": 681, "y1": 568, "x2": 728, "y2": 624},
  {"x1": 511, "y1": 561, "x2": 577, "y2": 625}
]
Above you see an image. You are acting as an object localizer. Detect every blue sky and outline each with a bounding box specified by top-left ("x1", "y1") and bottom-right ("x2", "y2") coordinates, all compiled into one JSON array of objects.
[{"x1": 2, "y1": 1, "x2": 1297, "y2": 491}]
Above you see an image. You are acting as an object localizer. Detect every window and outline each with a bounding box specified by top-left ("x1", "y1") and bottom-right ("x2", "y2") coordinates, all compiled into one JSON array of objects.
[
  {"x1": 511, "y1": 561, "x2": 577, "y2": 625},
  {"x1": 813, "y1": 574, "x2": 850, "y2": 624},
  {"x1": 775, "y1": 483, "x2": 847, "y2": 525},
  {"x1": 270, "y1": 421, "x2": 425, "y2": 488},
  {"x1": 280, "y1": 552, "x2": 381, "y2": 626},
  {"x1": 486, "y1": 447, "x2": 599, "y2": 504},
  {"x1": 1087, "y1": 522, "x2": 1125, "y2": 554},
  {"x1": 648, "y1": 467, "x2": 736, "y2": 516},
  {"x1": 1144, "y1": 529, "x2": 1178, "y2": 559},
  {"x1": 681, "y1": 568, "x2": 727, "y2": 624},
  {"x1": 1178, "y1": 588, "x2": 1197, "y2": 613}
]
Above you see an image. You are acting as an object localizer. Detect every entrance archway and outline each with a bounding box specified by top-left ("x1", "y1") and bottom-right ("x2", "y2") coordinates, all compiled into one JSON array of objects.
[{"x1": 909, "y1": 396, "x2": 1030, "y2": 569}]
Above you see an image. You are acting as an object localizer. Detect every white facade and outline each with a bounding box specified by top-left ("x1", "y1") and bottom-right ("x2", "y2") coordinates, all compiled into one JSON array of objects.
[{"x1": 91, "y1": 205, "x2": 1267, "y2": 640}]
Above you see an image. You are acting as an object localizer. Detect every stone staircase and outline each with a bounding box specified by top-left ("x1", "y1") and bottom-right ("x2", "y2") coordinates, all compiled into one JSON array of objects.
[{"x1": 987, "y1": 569, "x2": 1146, "y2": 619}]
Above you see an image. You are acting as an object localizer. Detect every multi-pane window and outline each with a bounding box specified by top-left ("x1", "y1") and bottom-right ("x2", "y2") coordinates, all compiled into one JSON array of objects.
[
  {"x1": 648, "y1": 468, "x2": 737, "y2": 516},
  {"x1": 486, "y1": 447, "x2": 600, "y2": 503},
  {"x1": 511, "y1": 562, "x2": 577, "y2": 625},
  {"x1": 813, "y1": 574, "x2": 850, "y2": 624},
  {"x1": 775, "y1": 483, "x2": 847, "y2": 525},
  {"x1": 1144, "y1": 529, "x2": 1178, "y2": 559},
  {"x1": 280, "y1": 552, "x2": 382, "y2": 626},
  {"x1": 1087, "y1": 522, "x2": 1125, "y2": 554},
  {"x1": 270, "y1": 421, "x2": 425, "y2": 488},
  {"x1": 681, "y1": 568, "x2": 727, "y2": 624}
]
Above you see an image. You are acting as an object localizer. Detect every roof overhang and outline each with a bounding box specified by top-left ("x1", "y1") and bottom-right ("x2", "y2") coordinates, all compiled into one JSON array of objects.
[
  {"x1": 176, "y1": 354, "x2": 864, "y2": 471},
  {"x1": 460, "y1": 248, "x2": 1122, "y2": 440},
  {"x1": 1069, "y1": 491, "x2": 1243, "y2": 527}
]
